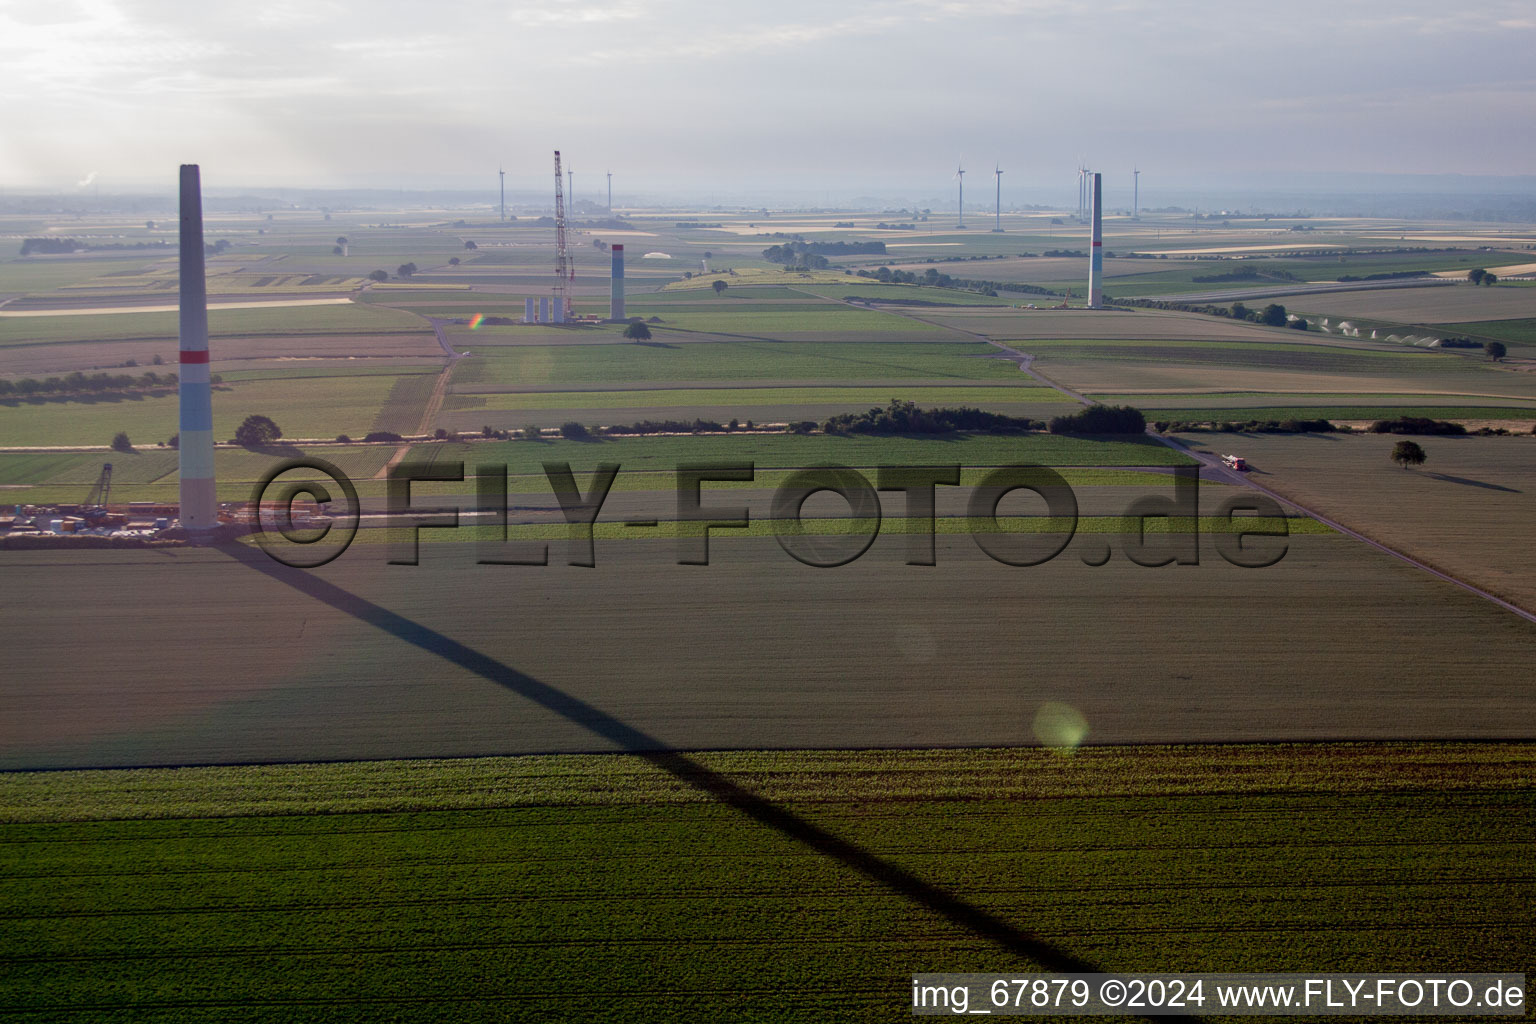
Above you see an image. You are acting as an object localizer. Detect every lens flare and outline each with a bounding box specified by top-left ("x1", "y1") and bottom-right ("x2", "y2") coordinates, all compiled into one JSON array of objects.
[
  {"x1": 1032, "y1": 702, "x2": 1089, "y2": 754},
  {"x1": 468, "y1": 313, "x2": 485, "y2": 330}
]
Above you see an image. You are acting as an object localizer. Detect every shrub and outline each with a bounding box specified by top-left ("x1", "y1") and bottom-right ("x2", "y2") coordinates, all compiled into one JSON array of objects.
[
  {"x1": 522, "y1": 424, "x2": 542, "y2": 440},
  {"x1": 110, "y1": 432, "x2": 133, "y2": 452},
  {"x1": 363, "y1": 430, "x2": 403, "y2": 443},
  {"x1": 1369, "y1": 416, "x2": 1466, "y2": 436},
  {"x1": 823, "y1": 399, "x2": 1041, "y2": 436},
  {"x1": 560, "y1": 421, "x2": 590, "y2": 440},
  {"x1": 233, "y1": 414, "x2": 282, "y2": 447},
  {"x1": 1047, "y1": 405, "x2": 1146, "y2": 435},
  {"x1": 335, "y1": 434, "x2": 351, "y2": 443}
]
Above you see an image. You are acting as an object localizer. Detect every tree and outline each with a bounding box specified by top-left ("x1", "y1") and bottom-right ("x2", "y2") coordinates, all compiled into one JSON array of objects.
[
  {"x1": 335, "y1": 236, "x2": 348, "y2": 247},
  {"x1": 110, "y1": 432, "x2": 133, "y2": 453},
  {"x1": 368, "y1": 269, "x2": 388, "y2": 282},
  {"x1": 1485, "y1": 340, "x2": 1507, "y2": 361},
  {"x1": 1391, "y1": 440, "x2": 1426, "y2": 470},
  {"x1": 522, "y1": 424, "x2": 542, "y2": 440},
  {"x1": 448, "y1": 257, "x2": 460, "y2": 266},
  {"x1": 1260, "y1": 303, "x2": 1288, "y2": 327},
  {"x1": 1483, "y1": 271, "x2": 1498, "y2": 286},
  {"x1": 624, "y1": 321, "x2": 652, "y2": 342},
  {"x1": 1467, "y1": 268, "x2": 1486, "y2": 285},
  {"x1": 332, "y1": 246, "x2": 343, "y2": 255},
  {"x1": 464, "y1": 240, "x2": 477, "y2": 250},
  {"x1": 712, "y1": 279, "x2": 728, "y2": 296},
  {"x1": 559, "y1": 421, "x2": 589, "y2": 439},
  {"x1": 234, "y1": 414, "x2": 282, "y2": 447},
  {"x1": 1230, "y1": 302, "x2": 1251, "y2": 321},
  {"x1": 396, "y1": 263, "x2": 417, "y2": 278}
]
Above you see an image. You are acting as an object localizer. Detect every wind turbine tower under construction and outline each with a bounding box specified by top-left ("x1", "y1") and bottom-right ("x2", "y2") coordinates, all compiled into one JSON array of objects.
[
  {"x1": 499, "y1": 166, "x2": 505, "y2": 222},
  {"x1": 1088, "y1": 171, "x2": 1103, "y2": 309},
  {"x1": 177, "y1": 164, "x2": 216, "y2": 531}
]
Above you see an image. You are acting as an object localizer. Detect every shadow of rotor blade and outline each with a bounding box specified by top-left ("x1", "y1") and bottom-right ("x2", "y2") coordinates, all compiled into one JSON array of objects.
[{"x1": 214, "y1": 542, "x2": 1200, "y2": 1016}]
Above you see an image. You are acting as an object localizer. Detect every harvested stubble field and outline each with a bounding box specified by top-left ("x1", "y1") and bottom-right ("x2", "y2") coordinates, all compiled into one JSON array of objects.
[
  {"x1": 1296, "y1": 285, "x2": 1536, "y2": 323},
  {"x1": 1027, "y1": 340, "x2": 1531, "y2": 398},
  {"x1": 0, "y1": 745, "x2": 1530, "y2": 1021},
  {"x1": 920, "y1": 308, "x2": 1302, "y2": 343},
  {"x1": 1175, "y1": 432, "x2": 1536, "y2": 612},
  {"x1": 4, "y1": 533, "x2": 1535, "y2": 769},
  {"x1": 1089, "y1": 391, "x2": 1536, "y2": 414}
]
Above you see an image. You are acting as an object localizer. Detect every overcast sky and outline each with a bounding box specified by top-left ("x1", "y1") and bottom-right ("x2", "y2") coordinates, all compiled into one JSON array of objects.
[{"x1": 2, "y1": 0, "x2": 1534, "y2": 199}]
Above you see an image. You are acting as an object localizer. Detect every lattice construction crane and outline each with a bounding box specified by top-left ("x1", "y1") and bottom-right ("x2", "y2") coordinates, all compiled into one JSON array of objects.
[
  {"x1": 553, "y1": 150, "x2": 574, "y2": 319},
  {"x1": 84, "y1": 462, "x2": 112, "y2": 506}
]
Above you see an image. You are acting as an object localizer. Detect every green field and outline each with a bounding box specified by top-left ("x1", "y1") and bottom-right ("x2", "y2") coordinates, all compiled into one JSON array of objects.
[
  {"x1": 799, "y1": 283, "x2": 1019, "y2": 306},
  {"x1": 1445, "y1": 318, "x2": 1536, "y2": 347},
  {"x1": 425, "y1": 432, "x2": 1193, "y2": 473},
  {"x1": 450, "y1": 342, "x2": 1031, "y2": 391},
  {"x1": 0, "y1": 433, "x2": 1193, "y2": 505},
  {"x1": 0, "y1": 745, "x2": 1529, "y2": 1021},
  {"x1": 446, "y1": 385, "x2": 1063, "y2": 413},
  {"x1": 0, "y1": 374, "x2": 421, "y2": 446},
  {"x1": 0, "y1": 301, "x2": 425, "y2": 346},
  {"x1": 0, "y1": 256, "x2": 160, "y2": 296},
  {"x1": 624, "y1": 308, "x2": 943, "y2": 336}
]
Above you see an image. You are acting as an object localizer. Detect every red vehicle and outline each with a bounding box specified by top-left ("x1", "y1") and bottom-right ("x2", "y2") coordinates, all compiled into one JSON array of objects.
[{"x1": 1221, "y1": 454, "x2": 1248, "y2": 471}]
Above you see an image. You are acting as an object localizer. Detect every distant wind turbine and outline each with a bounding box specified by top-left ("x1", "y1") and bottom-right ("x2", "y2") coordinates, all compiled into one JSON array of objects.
[
  {"x1": 954, "y1": 161, "x2": 966, "y2": 229},
  {"x1": 992, "y1": 165, "x2": 1004, "y2": 232}
]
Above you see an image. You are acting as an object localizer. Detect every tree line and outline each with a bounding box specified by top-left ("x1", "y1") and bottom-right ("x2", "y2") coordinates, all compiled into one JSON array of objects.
[{"x1": 0, "y1": 369, "x2": 221, "y2": 399}]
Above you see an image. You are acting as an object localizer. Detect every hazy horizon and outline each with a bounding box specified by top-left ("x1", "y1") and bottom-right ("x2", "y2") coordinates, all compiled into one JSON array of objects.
[{"x1": 3, "y1": 0, "x2": 1534, "y2": 198}]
